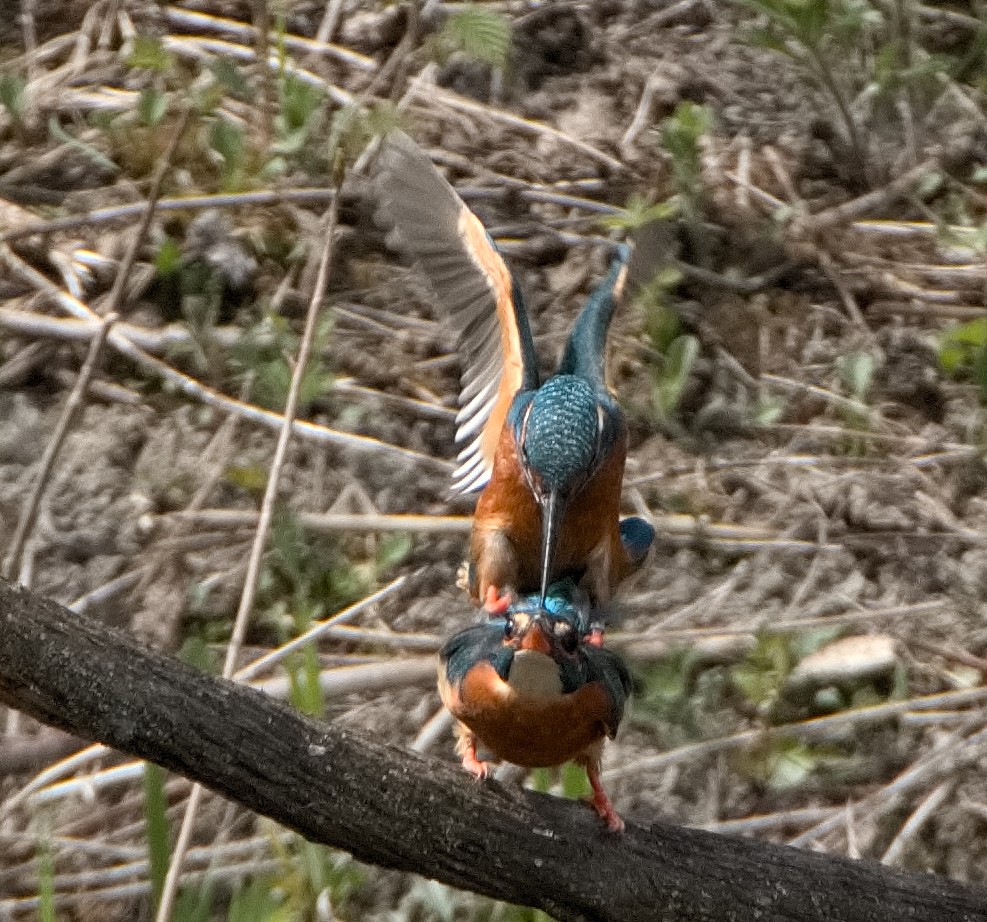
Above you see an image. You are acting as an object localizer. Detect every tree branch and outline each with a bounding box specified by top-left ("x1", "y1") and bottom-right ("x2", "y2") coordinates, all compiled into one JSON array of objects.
[{"x1": 1, "y1": 577, "x2": 985, "y2": 922}]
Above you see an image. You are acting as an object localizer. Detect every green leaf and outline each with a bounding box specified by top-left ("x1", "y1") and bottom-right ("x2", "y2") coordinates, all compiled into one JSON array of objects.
[
  {"x1": 439, "y1": 5, "x2": 512, "y2": 68},
  {"x1": 937, "y1": 317, "x2": 987, "y2": 376},
  {"x1": 559, "y1": 761, "x2": 591, "y2": 799},
  {"x1": 0, "y1": 74, "x2": 26, "y2": 122},
  {"x1": 209, "y1": 56, "x2": 250, "y2": 98},
  {"x1": 209, "y1": 117, "x2": 246, "y2": 169},
  {"x1": 655, "y1": 334, "x2": 699, "y2": 419},
  {"x1": 288, "y1": 642, "x2": 326, "y2": 718},
  {"x1": 278, "y1": 72, "x2": 325, "y2": 136},
  {"x1": 731, "y1": 633, "x2": 793, "y2": 712},
  {"x1": 751, "y1": 393, "x2": 785, "y2": 426},
  {"x1": 227, "y1": 877, "x2": 292, "y2": 922},
  {"x1": 127, "y1": 35, "x2": 175, "y2": 72},
  {"x1": 225, "y1": 463, "x2": 269, "y2": 494},
  {"x1": 35, "y1": 817, "x2": 55, "y2": 922},
  {"x1": 138, "y1": 86, "x2": 169, "y2": 127},
  {"x1": 154, "y1": 236, "x2": 182, "y2": 277},
  {"x1": 143, "y1": 762, "x2": 172, "y2": 912},
  {"x1": 836, "y1": 350, "x2": 875, "y2": 402},
  {"x1": 376, "y1": 532, "x2": 412, "y2": 571},
  {"x1": 737, "y1": 737, "x2": 817, "y2": 790},
  {"x1": 770, "y1": 738, "x2": 817, "y2": 788},
  {"x1": 177, "y1": 633, "x2": 221, "y2": 674},
  {"x1": 600, "y1": 195, "x2": 678, "y2": 232}
]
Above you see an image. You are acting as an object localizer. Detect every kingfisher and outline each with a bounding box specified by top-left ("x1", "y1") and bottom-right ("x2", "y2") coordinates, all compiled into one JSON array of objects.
[
  {"x1": 375, "y1": 131, "x2": 654, "y2": 616},
  {"x1": 437, "y1": 585, "x2": 631, "y2": 832}
]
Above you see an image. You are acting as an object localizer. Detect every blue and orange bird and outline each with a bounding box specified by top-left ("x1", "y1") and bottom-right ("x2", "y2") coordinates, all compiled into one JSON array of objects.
[
  {"x1": 438, "y1": 586, "x2": 631, "y2": 831},
  {"x1": 374, "y1": 132, "x2": 654, "y2": 618}
]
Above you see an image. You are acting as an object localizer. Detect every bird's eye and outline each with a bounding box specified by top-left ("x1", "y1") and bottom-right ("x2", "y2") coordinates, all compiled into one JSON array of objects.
[
  {"x1": 503, "y1": 616, "x2": 514, "y2": 638},
  {"x1": 555, "y1": 621, "x2": 578, "y2": 653}
]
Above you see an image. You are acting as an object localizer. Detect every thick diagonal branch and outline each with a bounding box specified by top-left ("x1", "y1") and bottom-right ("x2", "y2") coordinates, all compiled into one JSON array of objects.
[{"x1": 0, "y1": 578, "x2": 985, "y2": 922}]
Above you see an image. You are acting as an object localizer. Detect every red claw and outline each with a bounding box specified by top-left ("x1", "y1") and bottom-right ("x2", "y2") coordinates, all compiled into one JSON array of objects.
[
  {"x1": 483, "y1": 585, "x2": 512, "y2": 616},
  {"x1": 587, "y1": 764, "x2": 625, "y2": 834},
  {"x1": 461, "y1": 739, "x2": 491, "y2": 780}
]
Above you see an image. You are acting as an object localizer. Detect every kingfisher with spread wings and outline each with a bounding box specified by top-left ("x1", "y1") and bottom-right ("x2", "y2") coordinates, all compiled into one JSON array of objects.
[{"x1": 375, "y1": 132, "x2": 654, "y2": 615}]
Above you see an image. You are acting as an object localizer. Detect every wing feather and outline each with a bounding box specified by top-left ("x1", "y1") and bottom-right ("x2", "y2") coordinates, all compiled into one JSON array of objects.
[{"x1": 374, "y1": 131, "x2": 537, "y2": 493}]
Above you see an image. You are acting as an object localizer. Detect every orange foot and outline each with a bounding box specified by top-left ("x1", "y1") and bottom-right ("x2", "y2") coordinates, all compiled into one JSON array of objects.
[
  {"x1": 461, "y1": 739, "x2": 491, "y2": 780},
  {"x1": 587, "y1": 628, "x2": 605, "y2": 648},
  {"x1": 586, "y1": 765, "x2": 625, "y2": 833},
  {"x1": 483, "y1": 585, "x2": 512, "y2": 616}
]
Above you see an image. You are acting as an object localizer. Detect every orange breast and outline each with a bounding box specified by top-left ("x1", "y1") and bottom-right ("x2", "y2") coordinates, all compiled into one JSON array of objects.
[
  {"x1": 471, "y1": 422, "x2": 629, "y2": 596},
  {"x1": 448, "y1": 661, "x2": 610, "y2": 768}
]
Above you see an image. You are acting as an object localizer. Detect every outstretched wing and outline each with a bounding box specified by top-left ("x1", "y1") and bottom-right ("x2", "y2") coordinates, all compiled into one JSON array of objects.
[{"x1": 374, "y1": 131, "x2": 538, "y2": 492}]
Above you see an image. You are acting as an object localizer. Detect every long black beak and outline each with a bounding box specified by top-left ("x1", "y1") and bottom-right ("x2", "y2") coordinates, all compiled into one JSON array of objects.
[{"x1": 538, "y1": 487, "x2": 566, "y2": 607}]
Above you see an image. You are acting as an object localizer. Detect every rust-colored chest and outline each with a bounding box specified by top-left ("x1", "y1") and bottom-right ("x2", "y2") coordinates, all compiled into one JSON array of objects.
[{"x1": 441, "y1": 659, "x2": 610, "y2": 768}]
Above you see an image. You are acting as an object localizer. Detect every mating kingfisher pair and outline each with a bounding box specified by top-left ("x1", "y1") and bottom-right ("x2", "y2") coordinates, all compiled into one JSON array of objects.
[{"x1": 375, "y1": 131, "x2": 654, "y2": 832}]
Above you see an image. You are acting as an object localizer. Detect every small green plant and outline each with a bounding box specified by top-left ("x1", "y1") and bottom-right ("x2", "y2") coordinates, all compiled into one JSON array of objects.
[
  {"x1": 208, "y1": 116, "x2": 250, "y2": 191},
  {"x1": 731, "y1": 632, "x2": 794, "y2": 717},
  {"x1": 127, "y1": 35, "x2": 177, "y2": 73},
  {"x1": 661, "y1": 101, "x2": 713, "y2": 224},
  {"x1": 430, "y1": 5, "x2": 513, "y2": 69},
  {"x1": 633, "y1": 647, "x2": 735, "y2": 744},
  {"x1": 735, "y1": 736, "x2": 836, "y2": 790},
  {"x1": 34, "y1": 812, "x2": 55, "y2": 922},
  {"x1": 740, "y1": 0, "x2": 880, "y2": 174},
  {"x1": 229, "y1": 311, "x2": 334, "y2": 412},
  {"x1": 143, "y1": 762, "x2": 172, "y2": 913},
  {"x1": 255, "y1": 508, "x2": 411, "y2": 640},
  {"x1": 602, "y1": 194, "x2": 679, "y2": 233},
  {"x1": 655, "y1": 333, "x2": 700, "y2": 422},
  {"x1": 938, "y1": 316, "x2": 987, "y2": 404},
  {"x1": 639, "y1": 266, "x2": 685, "y2": 355},
  {"x1": 0, "y1": 74, "x2": 27, "y2": 125},
  {"x1": 835, "y1": 349, "x2": 877, "y2": 432}
]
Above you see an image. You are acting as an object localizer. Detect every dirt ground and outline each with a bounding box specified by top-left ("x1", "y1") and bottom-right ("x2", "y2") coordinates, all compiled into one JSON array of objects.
[{"x1": 4, "y1": 0, "x2": 987, "y2": 918}]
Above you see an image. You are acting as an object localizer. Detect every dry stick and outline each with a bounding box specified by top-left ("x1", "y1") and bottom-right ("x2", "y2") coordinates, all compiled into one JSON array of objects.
[
  {"x1": 19, "y1": 0, "x2": 38, "y2": 119},
  {"x1": 162, "y1": 4, "x2": 374, "y2": 71},
  {"x1": 311, "y1": 0, "x2": 346, "y2": 48},
  {"x1": 790, "y1": 722, "x2": 987, "y2": 849},
  {"x1": 0, "y1": 188, "x2": 336, "y2": 244},
  {"x1": 880, "y1": 780, "x2": 953, "y2": 867},
  {"x1": 802, "y1": 157, "x2": 940, "y2": 233},
  {"x1": 251, "y1": 0, "x2": 274, "y2": 151},
  {"x1": 0, "y1": 249, "x2": 446, "y2": 470},
  {"x1": 0, "y1": 173, "x2": 611, "y2": 248},
  {"x1": 153, "y1": 193, "x2": 341, "y2": 922},
  {"x1": 606, "y1": 685, "x2": 987, "y2": 782},
  {"x1": 424, "y1": 86, "x2": 626, "y2": 173},
  {"x1": 1, "y1": 110, "x2": 190, "y2": 580}
]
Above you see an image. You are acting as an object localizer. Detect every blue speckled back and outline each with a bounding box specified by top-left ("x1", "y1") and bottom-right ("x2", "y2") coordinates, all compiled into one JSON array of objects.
[{"x1": 521, "y1": 376, "x2": 598, "y2": 491}]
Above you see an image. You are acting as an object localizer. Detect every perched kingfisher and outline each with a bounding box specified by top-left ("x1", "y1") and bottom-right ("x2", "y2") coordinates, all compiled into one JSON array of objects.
[
  {"x1": 438, "y1": 586, "x2": 631, "y2": 832},
  {"x1": 375, "y1": 131, "x2": 654, "y2": 615}
]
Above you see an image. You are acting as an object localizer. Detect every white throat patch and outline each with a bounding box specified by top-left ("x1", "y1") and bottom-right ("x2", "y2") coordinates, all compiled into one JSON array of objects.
[{"x1": 507, "y1": 649, "x2": 563, "y2": 698}]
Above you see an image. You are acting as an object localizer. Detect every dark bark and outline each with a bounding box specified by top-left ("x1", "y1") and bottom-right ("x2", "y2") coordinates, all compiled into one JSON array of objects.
[{"x1": 1, "y1": 577, "x2": 985, "y2": 922}]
